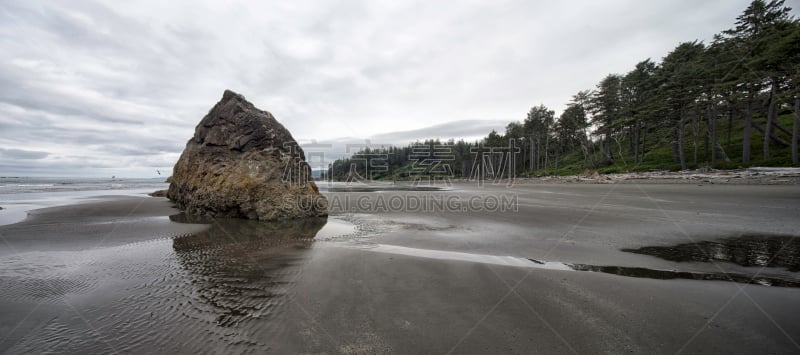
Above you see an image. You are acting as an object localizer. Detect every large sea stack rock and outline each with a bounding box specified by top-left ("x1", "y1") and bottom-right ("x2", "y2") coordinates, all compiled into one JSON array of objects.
[{"x1": 167, "y1": 90, "x2": 327, "y2": 220}]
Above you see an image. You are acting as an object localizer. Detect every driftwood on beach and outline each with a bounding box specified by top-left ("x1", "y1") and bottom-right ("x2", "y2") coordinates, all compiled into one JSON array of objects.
[{"x1": 515, "y1": 167, "x2": 800, "y2": 185}]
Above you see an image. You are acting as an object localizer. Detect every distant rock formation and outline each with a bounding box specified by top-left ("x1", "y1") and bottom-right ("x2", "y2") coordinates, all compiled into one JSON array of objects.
[
  {"x1": 149, "y1": 190, "x2": 167, "y2": 197},
  {"x1": 167, "y1": 90, "x2": 327, "y2": 220}
]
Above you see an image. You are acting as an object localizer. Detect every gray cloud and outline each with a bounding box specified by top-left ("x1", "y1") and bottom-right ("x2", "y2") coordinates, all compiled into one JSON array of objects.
[
  {"x1": 0, "y1": 0, "x2": 774, "y2": 177},
  {"x1": 0, "y1": 148, "x2": 49, "y2": 160}
]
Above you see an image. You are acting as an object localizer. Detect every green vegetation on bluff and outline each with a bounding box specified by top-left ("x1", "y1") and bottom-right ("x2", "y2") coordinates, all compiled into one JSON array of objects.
[{"x1": 330, "y1": 0, "x2": 800, "y2": 180}]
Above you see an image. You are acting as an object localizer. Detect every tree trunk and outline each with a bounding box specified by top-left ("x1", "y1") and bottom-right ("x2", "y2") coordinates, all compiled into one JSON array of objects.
[
  {"x1": 743, "y1": 101, "x2": 752, "y2": 165},
  {"x1": 704, "y1": 114, "x2": 709, "y2": 164},
  {"x1": 678, "y1": 108, "x2": 687, "y2": 170},
  {"x1": 629, "y1": 125, "x2": 635, "y2": 156},
  {"x1": 793, "y1": 93, "x2": 799, "y2": 165},
  {"x1": 710, "y1": 104, "x2": 718, "y2": 167},
  {"x1": 604, "y1": 132, "x2": 613, "y2": 164},
  {"x1": 554, "y1": 144, "x2": 560, "y2": 176},
  {"x1": 529, "y1": 137, "x2": 534, "y2": 172},
  {"x1": 773, "y1": 121, "x2": 793, "y2": 136},
  {"x1": 641, "y1": 124, "x2": 646, "y2": 163},
  {"x1": 764, "y1": 79, "x2": 777, "y2": 161},
  {"x1": 693, "y1": 108, "x2": 699, "y2": 165},
  {"x1": 582, "y1": 127, "x2": 591, "y2": 168},
  {"x1": 581, "y1": 143, "x2": 589, "y2": 166},
  {"x1": 614, "y1": 135, "x2": 628, "y2": 168},
  {"x1": 544, "y1": 134, "x2": 549, "y2": 173},
  {"x1": 633, "y1": 121, "x2": 640, "y2": 164},
  {"x1": 715, "y1": 142, "x2": 731, "y2": 163},
  {"x1": 727, "y1": 107, "x2": 733, "y2": 150},
  {"x1": 672, "y1": 126, "x2": 680, "y2": 164},
  {"x1": 751, "y1": 120, "x2": 790, "y2": 146}
]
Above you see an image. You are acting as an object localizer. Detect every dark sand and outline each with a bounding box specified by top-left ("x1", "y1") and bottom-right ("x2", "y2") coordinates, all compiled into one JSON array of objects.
[{"x1": 0, "y1": 183, "x2": 799, "y2": 353}]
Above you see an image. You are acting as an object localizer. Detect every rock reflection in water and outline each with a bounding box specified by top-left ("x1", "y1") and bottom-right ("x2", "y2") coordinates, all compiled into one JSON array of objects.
[
  {"x1": 169, "y1": 214, "x2": 326, "y2": 327},
  {"x1": 622, "y1": 234, "x2": 800, "y2": 271}
]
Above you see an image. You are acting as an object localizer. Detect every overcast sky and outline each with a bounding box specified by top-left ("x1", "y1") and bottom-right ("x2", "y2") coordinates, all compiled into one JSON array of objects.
[{"x1": 0, "y1": 0, "x2": 779, "y2": 177}]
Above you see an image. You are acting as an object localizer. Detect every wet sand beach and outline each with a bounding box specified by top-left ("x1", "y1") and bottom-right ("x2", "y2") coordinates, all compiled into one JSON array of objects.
[{"x1": 0, "y1": 183, "x2": 799, "y2": 353}]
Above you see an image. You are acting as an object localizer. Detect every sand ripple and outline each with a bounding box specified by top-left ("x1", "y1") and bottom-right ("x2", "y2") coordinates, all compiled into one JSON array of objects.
[{"x1": 1, "y1": 215, "x2": 331, "y2": 354}]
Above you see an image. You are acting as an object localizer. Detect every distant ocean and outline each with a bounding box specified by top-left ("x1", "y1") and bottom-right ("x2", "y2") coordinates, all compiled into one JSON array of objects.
[
  {"x1": 0, "y1": 176, "x2": 167, "y2": 194},
  {"x1": 0, "y1": 177, "x2": 168, "y2": 225}
]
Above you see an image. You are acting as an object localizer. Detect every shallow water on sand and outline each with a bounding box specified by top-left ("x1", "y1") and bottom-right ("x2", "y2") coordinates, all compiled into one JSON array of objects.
[
  {"x1": 0, "y1": 214, "x2": 356, "y2": 354},
  {"x1": 3, "y1": 210, "x2": 800, "y2": 353},
  {"x1": 350, "y1": 240, "x2": 800, "y2": 288},
  {"x1": 2, "y1": 183, "x2": 800, "y2": 354},
  {"x1": 622, "y1": 234, "x2": 800, "y2": 271}
]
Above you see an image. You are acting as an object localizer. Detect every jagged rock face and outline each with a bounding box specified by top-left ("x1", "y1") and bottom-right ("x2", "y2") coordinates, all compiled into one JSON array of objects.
[{"x1": 167, "y1": 90, "x2": 327, "y2": 221}]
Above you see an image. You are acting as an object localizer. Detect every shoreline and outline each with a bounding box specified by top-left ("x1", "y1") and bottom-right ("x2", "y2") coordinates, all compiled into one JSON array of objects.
[{"x1": 0, "y1": 189, "x2": 162, "y2": 227}]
